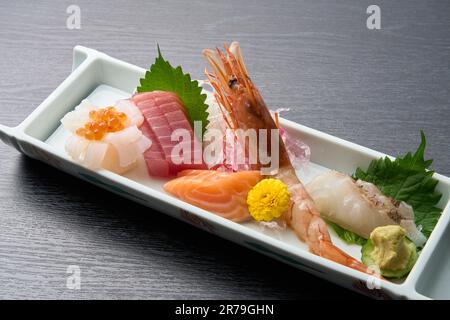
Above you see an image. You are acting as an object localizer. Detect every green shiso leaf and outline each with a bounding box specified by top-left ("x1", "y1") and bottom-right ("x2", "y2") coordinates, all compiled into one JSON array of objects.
[
  {"x1": 353, "y1": 131, "x2": 442, "y2": 239},
  {"x1": 137, "y1": 45, "x2": 209, "y2": 137},
  {"x1": 327, "y1": 220, "x2": 367, "y2": 246}
]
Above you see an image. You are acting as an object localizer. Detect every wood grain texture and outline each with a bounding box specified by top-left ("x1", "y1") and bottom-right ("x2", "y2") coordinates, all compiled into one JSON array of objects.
[{"x1": 0, "y1": 0, "x2": 449, "y2": 299}]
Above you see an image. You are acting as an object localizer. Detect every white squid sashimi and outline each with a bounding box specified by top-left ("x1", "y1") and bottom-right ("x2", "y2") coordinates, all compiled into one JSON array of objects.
[
  {"x1": 135, "y1": 135, "x2": 152, "y2": 153},
  {"x1": 65, "y1": 134, "x2": 90, "y2": 161},
  {"x1": 61, "y1": 99, "x2": 151, "y2": 174},
  {"x1": 115, "y1": 99, "x2": 144, "y2": 127},
  {"x1": 306, "y1": 171, "x2": 427, "y2": 247},
  {"x1": 104, "y1": 126, "x2": 148, "y2": 168},
  {"x1": 82, "y1": 141, "x2": 109, "y2": 170},
  {"x1": 61, "y1": 99, "x2": 96, "y2": 132}
]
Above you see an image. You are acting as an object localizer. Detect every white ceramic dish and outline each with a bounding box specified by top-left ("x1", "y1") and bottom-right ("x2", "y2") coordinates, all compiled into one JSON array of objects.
[{"x1": 0, "y1": 46, "x2": 449, "y2": 300}]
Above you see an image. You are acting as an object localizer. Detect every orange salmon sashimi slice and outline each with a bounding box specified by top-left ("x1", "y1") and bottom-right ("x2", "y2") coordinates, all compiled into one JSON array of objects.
[{"x1": 164, "y1": 170, "x2": 263, "y2": 222}]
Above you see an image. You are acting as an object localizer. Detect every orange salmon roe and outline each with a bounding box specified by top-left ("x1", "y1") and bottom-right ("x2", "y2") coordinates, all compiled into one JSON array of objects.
[{"x1": 76, "y1": 106, "x2": 128, "y2": 141}]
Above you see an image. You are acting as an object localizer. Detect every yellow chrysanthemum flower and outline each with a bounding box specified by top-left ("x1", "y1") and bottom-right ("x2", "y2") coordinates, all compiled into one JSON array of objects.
[{"x1": 246, "y1": 178, "x2": 291, "y2": 222}]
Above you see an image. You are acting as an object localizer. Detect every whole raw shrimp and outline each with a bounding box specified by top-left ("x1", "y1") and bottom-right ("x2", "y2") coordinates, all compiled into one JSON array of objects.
[{"x1": 203, "y1": 42, "x2": 376, "y2": 276}]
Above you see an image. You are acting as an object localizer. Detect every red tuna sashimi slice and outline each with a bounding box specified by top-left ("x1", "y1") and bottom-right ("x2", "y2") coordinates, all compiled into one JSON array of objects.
[
  {"x1": 137, "y1": 94, "x2": 194, "y2": 173},
  {"x1": 132, "y1": 91, "x2": 206, "y2": 177},
  {"x1": 139, "y1": 120, "x2": 170, "y2": 177}
]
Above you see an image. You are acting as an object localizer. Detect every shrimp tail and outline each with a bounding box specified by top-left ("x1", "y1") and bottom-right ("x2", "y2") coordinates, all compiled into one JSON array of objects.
[
  {"x1": 307, "y1": 215, "x2": 380, "y2": 276},
  {"x1": 282, "y1": 168, "x2": 380, "y2": 277}
]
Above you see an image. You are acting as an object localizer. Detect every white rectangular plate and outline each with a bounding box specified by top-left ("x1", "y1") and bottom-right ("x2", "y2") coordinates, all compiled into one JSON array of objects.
[{"x1": 1, "y1": 46, "x2": 449, "y2": 299}]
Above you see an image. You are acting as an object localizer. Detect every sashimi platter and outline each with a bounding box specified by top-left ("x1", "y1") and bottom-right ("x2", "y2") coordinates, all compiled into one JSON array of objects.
[{"x1": 0, "y1": 43, "x2": 449, "y2": 299}]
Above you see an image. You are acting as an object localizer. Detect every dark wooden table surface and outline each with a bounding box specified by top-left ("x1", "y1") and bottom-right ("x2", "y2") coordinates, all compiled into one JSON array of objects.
[{"x1": 0, "y1": 0, "x2": 449, "y2": 300}]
